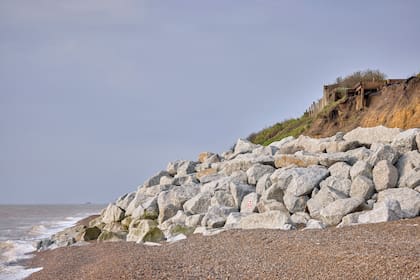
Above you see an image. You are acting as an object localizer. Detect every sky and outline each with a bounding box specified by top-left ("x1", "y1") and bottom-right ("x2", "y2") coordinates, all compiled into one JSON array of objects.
[{"x1": 1, "y1": 1, "x2": 419, "y2": 204}]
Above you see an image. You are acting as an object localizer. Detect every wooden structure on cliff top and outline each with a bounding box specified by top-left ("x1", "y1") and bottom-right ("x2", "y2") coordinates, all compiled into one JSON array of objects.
[{"x1": 306, "y1": 79, "x2": 405, "y2": 117}]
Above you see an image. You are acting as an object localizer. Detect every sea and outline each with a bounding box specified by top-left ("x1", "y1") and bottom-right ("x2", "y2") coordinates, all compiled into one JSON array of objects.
[{"x1": 0, "y1": 204, "x2": 106, "y2": 280}]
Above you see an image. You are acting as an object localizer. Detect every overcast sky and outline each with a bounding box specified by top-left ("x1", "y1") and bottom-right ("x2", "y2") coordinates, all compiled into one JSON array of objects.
[{"x1": 1, "y1": 1, "x2": 419, "y2": 204}]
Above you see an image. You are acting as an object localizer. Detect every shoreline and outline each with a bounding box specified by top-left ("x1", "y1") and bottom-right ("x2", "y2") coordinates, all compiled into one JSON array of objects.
[{"x1": 24, "y1": 217, "x2": 420, "y2": 280}]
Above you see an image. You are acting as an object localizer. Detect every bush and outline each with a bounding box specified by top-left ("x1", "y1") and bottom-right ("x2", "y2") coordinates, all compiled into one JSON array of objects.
[{"x1": 335, "y1": 69, "x2": 386, "y2": 88}]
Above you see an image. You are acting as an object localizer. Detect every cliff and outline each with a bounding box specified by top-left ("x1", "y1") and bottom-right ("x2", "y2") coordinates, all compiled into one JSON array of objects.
[{"x1": 249, "y1": 76, "x2": 420, "y2": 145}]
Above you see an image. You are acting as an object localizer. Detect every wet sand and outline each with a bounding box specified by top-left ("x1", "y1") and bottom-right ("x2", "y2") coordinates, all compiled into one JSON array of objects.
[{"x1": 26, "y1": 217, "x2": 420, "y2": 279}]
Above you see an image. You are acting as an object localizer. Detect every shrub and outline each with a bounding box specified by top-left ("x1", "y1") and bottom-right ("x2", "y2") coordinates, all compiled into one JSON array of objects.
[{"x1": 335, "y1": 69, "x2": 386, "y2": 88}]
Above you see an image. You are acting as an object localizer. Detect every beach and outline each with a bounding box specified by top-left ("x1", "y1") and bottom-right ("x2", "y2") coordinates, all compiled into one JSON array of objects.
[{"x1": 25, "y1": 217, "x2": 420, "y2": 279}]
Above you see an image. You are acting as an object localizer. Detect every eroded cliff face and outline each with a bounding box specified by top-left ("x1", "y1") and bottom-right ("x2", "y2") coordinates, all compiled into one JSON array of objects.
[{"x1": 306, "y1": 77, "x2": 420, "y2": 138}]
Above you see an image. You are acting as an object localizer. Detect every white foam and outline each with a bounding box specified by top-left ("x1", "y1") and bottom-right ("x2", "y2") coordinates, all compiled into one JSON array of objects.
[{"x1": 0, "y1": 265, "x2": 43, "y2": 280}]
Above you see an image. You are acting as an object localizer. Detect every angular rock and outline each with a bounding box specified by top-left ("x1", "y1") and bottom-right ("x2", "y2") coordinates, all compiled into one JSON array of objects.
[
  {"x1": 143, "y1": 170, "x2": 171, "y2": 187},
  {"x1": 256, "y1": 173, "x2": 272, "y2": 195},
  {"x1": 377, "y1": 188, "x2": 420, "y2": 218},
  {"x1": 240, "y1": 192, "x2": 259, "y2": 213},
  {"x1": 269, "y1": 168, "x2": 295, "y2": 191},
  {"x1": 210, "y1": 190, "x2": 236, "y2": 208},
  {"x1": 127, "y1": 219, "x2": 164, "y2": 243},
  {"x1": 396, "y1": 151, "x2": 420, "y2": 188},
  {"x1": 115, "y1": 192, "x2": 136, "y2": 211},
  {"x1": 172, "y1": 175, "x2": 199, "y2": 186},
  {"x1": 261, "y1": 183, "x2": 284, "y2": 202},
  {"x1": 350, "y1": 161, "x2": 372, "y2": 180},
  {"x1": 237, "y1": 210, "x2": 290, "y2": 229},
  {"x1": 319, "y1": 198, "x2": 363, "y2": 226},
  {"x1": 307, "y1": 187, "x2": 347, "y2": 219},
  {"x1": 305, "y1": 219, "x2": 326, "y2": 230},
  {"x1": 97, "y1": 231, "x2": 126, "y2": 242},
  {"x1": 358, "y1": 200, "x2": 402, "y2": 224},
  {"x1": 290, "y1": 212, "x2": 311, "y2": 225},
  {"x1": 198, "y1": 152, "x2": 218, "y2": 163},
  {"x1": 183, "y1": 191, "x2": 211, "y2": 215},
  {"x1": 343, "y1": 126, "x2": 402, "y2": 145},
  {"x1": 229, "y1": 182, "x2": 255, "y2": 209},
  {"x1": 224, "y1": 212, "x2": 253, "y2": 229},
  {"x1": 344, "y1": 147, "x2": 372, "y2": 165},
  {"x1": 82, "y1": 227, "x2": 101, "y2": 241},
  {"x1": 246, "y1": 163, "x2": 275, "y2": 185},
  {"x1": 201, "y1": 206, "x2": 238, "y2": 228},
  {"x1": 157, "y1": 185, "x2": 199, "y2": 223},
  {"x1": 350, "y1": 175, "x2": 375, "y2": 200},
  {"x1": 319, "y1": 176, "x2": 351, "y2": 196},
  {"x1": 368, "y1": 144, "x2": 400, "y2": 166},
  {"x1": 102, "y1": 204, "x2": 125, "y2": 224},
  {"x1": 131, "y1": 196, "x2": 159, "y2": 220},
  {"x1": 274, "y1": 153, "x2": 319, "y2": 168},
  {"x1": 285, "y1": 166, "x2": 330, "y2": 196},
  {"x1": 391, "y1": 128, "x2": 420, "y2": 154},
  {"x1": 283, "y1": 191, "x2": 308, "y2": 213},
  {"x1": 372, "y1": 160, "x2": 398, "y2": 191},
  {"x1": 234, "y1": 138, "x2": 259, "y2": 155},
  {"x1": 337, "y1": 212, "x2": 366, "y2": 227},
  {"x1": 257, "y1": 199, "x2": 288, "y2": 213},
  {"x1": 159, "y1": 176, "x2": 175, "y2": 185},
  {"x1": 328, "y1": 162, "x2": 351, "y2": 179},
  {"x1": 196, "y1": 168, "x2": 218, "y2": 181},
  {"x1": 167, "y1": 160, "x2": 196, "y2": 176},
  {"x1": 185, "y1": 214, "x2": 204, "y2": 228}
]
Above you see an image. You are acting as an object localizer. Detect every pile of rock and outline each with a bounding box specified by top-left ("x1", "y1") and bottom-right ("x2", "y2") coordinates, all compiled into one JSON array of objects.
[{"x1": 41, "y1": 126, "x2": 420, "y2": 248}]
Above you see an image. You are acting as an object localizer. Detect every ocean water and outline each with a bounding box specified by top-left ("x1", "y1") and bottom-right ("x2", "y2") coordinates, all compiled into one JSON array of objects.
[{"x1": 0, "y1": 204, "x2": 105, "y2": 280}]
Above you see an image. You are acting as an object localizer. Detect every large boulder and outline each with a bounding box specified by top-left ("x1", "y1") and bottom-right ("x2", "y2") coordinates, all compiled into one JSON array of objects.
[
  {"x1": 307, "y1": 186, "x2": 347, "y2": 219},
  {"x1": 246, "y1": 164, "x2": 275, "y2": 185},
  {"x1": 285, "y1": 166, "x2": 330, "y2": 196},
  {"x1": 396, "y1": 151, "x2": 420, "y2": 188},
  {"x1": 350, "y1": 161, "x2": 372, "y2": 180},
  {"x1": 127, "y1": 219, "x2": 164, "y2": 243},
  {"x1": 201, "y1": 206, "x2": 238, "y2": 228},
  {"x1": 97, "y1": 231, "x2": 126, "y2": 242},
  {"x1": 261, "y1": 182, "x2": 284, "y2": 202},
  {"x1": 319, "y1": 176, "x2": 351, "y2": 196},
  {"x1": 368, "y1": 144, "x2": 400, "y2": 166},
  {"x1": 391, "y1": 128, "x2": 420, "y2": 154},
  {"x1": 82, "y1": 227, "x2": 102, "y2": 241},
  {"x1": 319, "y1": 198, "x2": 363, "y2": 226},
  {"x1": 372, "y1": 160, "x2": 398, "y2": 191},
  {"x1": 283, "y1": 191, "x2": 308, "y2": 213},
  {"x1": 256, "y1": 173, "x2": 272, "y2": 195},
  {"x1": 185, "y1": 214, "x2": 204, "y2": 228},
  {"x1": 183, "y1": 191, "x2": 212, "y2": 215},
  {"x1": 115, "y1": 192, "x2": 136, "y2": 211},
  {"x1": 157, "y1": 185, "x2": 199, "y2": 223},
  {"x1": 257, "y1": 198, "x2": 288, "y2": 213},
  {"x1": 350, "y1": 175, "x2": 375, "y2": 201},
  {"x1": 229, "y1": 182, "x2": 255, "y2": 209},
  {"x1": 274, "y1": 153, "x2": 319, "y2": 168},
  {"x1": 102, "y1": 204, "x2": 125, "y2": 224},
  {"x1": 233, "y1": 139, "x2": 259, "y2": 155},
  {"x1": 290, "y1": 212, "x2": 311, "y2": 225},
  {"x1": 358, "y1": 200, "x2": 402, "y2": 224},
  {"x1": 328, "y1": 162, "x2": 351, "y2": 179},
  {"x1": 343, "y1": 126, "x2": 402, "y2": 145},
  {"x1": 240, "y1": 192, "x2": 259, "y2": 213},
  {"x1": 143, "y1": 170, "x2": 171, "y2": 187},
  {"x1": 377, "y1": 188, "x2": 420, "y2": 218},
  {"x1": 210, "y1": 190, "x2": 236, "y2": 208},
  {"x1": 167, "y1": 160, "x2": 197, "y2": 176},
  {"x1": 237, "y1": 210, "x2": 290, "y2": 230},
  {"x1": 131, "y1": 196, "x2": 159, "y2": 220}
]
